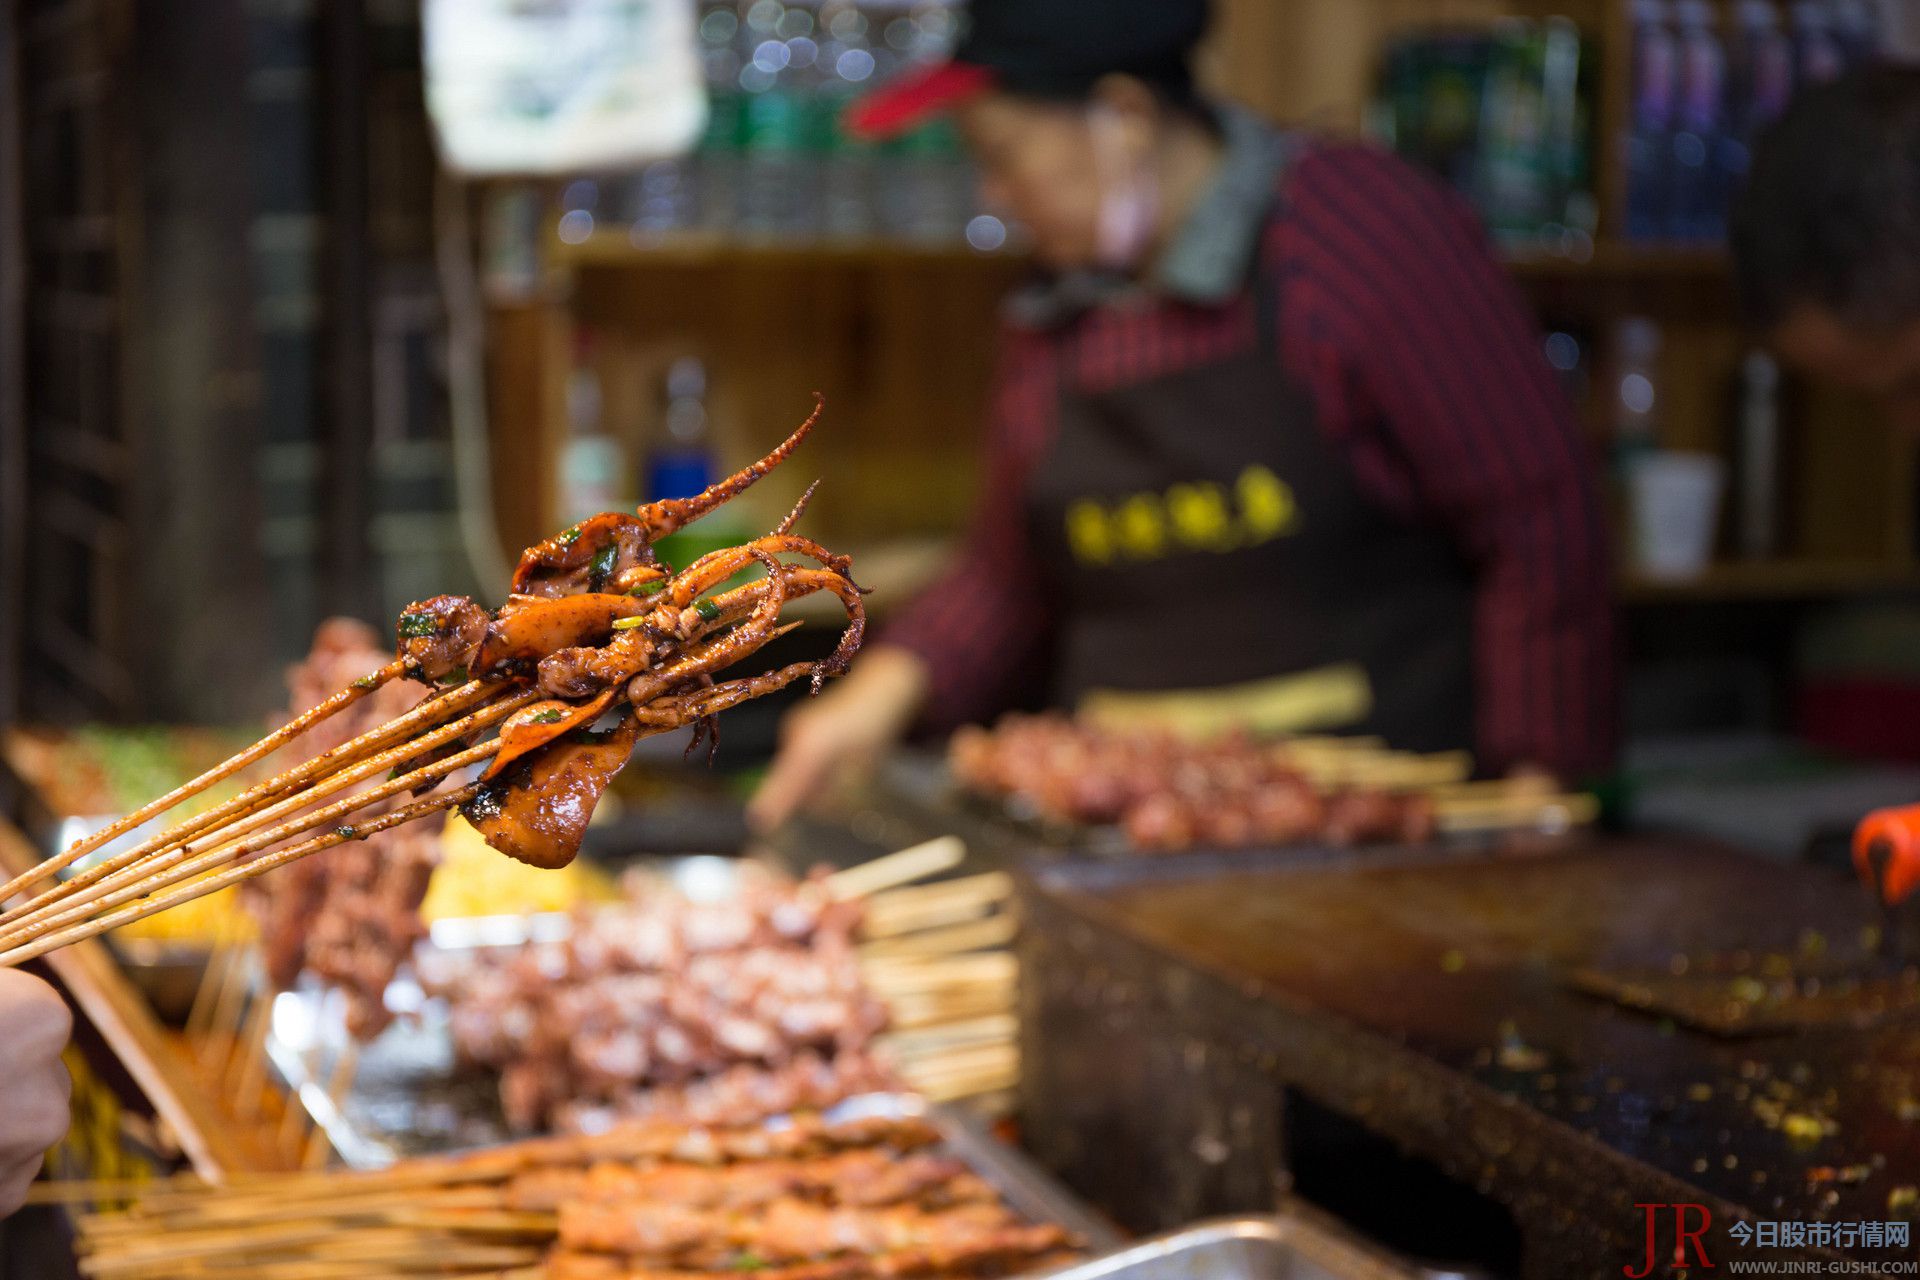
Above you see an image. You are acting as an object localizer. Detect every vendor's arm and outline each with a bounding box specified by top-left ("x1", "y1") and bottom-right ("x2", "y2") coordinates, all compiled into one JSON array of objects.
[
  {"x1": 1279, "y1": 145, "x2": 1619, "y2": 779},
  {"x1": 748, "y1": 333, "x2": 1059, "y2": 830}
]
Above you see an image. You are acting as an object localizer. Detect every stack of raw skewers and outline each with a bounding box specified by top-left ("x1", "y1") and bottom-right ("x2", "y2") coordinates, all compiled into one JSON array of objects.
[
  {"x1": 45, "y1": 1112, "x2": 1083, "y2": 1280},
  {"x1": 427, "y1": 845, "x2": 1020, "y2": 1137},
  {"x1": 950, "y1": 712, "x2": 1599, "y2": 851}
]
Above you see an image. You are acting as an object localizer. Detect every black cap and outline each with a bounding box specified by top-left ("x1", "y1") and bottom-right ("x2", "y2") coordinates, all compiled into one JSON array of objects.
[{"x1": 845, "y1": 0, "x2": 1211, "y2": 141}]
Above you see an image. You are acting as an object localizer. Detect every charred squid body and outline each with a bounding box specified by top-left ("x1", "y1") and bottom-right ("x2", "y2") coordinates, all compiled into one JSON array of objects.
[
  {"x1": 395, "y1": 594, "x2": 489, "y2": 684},
  {"x1": 470, "y1": 593, "x2": 647, "y2": 682},
  {"x1": 462, "y1": 714, "x2": 646, "y2": 869}
]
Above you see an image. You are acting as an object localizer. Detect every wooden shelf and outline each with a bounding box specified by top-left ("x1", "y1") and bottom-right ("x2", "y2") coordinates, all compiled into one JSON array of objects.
[
  {"x1": 553, "y1": 230, "x2": 1726, "y2": 280},
  {"x1": 1620, "y1": 559, "x2": 1920, "y2": 603},
  {"x1": 552, "y1": 232, "x2": 1022, "y2": 271},
  {"x1": 1502, "y1": 241, "x2": 1730, "y2": 279}
]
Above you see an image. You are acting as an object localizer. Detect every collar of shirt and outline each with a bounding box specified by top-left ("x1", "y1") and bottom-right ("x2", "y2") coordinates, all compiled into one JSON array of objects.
[{"x1": 1006, "y1": 104, "x2": 1294, "y2": 330}]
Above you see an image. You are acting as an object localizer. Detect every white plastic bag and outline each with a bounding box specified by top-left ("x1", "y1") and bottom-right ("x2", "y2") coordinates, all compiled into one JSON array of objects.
[{"x1": 423, "y1": 0, "x2": 706, "y2": 176}]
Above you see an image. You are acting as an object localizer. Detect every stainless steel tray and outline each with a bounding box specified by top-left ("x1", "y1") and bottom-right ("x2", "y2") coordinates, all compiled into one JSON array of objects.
[
  {"x1": 262, "y1": 855, "x2": 768, "y2": 1165},
  {"x1": 1032, "y1": 1215, "x2": 1443, "y2": 1280}
]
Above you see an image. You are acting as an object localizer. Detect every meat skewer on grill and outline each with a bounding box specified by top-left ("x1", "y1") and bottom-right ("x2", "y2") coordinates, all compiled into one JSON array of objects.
[
  {"x1": 55, "y1": 1112, "x2": 1084, "y2": 1280},
  {"x1": 0, "y1": 398, "x2": 862, "y2": 967}
]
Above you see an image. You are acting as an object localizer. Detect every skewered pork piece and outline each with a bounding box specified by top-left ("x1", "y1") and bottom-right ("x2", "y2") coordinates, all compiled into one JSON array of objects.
[
  {"x1": 508, "y1": 1148, "x2": 995, "y2": 1213},
  {"x1": 0, "y1": 399, "x2": 864, "y2": 968},
  {"x1": 949, "y1": 712, "x2": 1436, "y2": 852},
  {"x1": 531, "y1": 1115, "x2": 1078, "y2": 1280},
  {"x1": 66, "y1": 1113, "x2": 1082, "y2": 1280},
  {"x1": 427, "y1": 869, "x2": 892, "y2": 1133},
  {"x1": 249, "y1": 619, "x2": 448, "y2": 1037}
]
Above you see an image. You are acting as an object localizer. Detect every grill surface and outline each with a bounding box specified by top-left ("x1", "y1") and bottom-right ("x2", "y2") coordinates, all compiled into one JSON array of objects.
[{"x1": 1017, "y1": 838, "x2": 1920, "y2": 1276}]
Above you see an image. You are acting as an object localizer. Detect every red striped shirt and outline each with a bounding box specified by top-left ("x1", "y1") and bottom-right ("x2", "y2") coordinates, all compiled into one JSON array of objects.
[{"x1": 884, "y1": 141, "x2": 1620, "y2": 779}]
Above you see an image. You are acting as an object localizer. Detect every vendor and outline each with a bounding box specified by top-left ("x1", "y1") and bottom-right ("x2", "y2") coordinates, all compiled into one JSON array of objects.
[
  {"x1": 751, "y1": 0, "x2": 1617, "y2": 829},
  {"x1": 1732, "y1": 65, "x2": 1920, "y2": 430}
]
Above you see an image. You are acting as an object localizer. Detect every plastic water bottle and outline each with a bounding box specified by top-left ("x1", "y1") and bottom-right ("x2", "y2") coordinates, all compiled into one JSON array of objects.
[
  {"x1": 695, "y1": 0, "x2": 744, "y2": 234},
  {"x1": 816, "y1": 3, "x2": 877, "y2": 238},
  {"x1": 737, "y1": 1, "x2": 816, "y2": 238},
  {"x1": 1625, "y1": 0, "x2": 1677, "y2": 241},
  {"x1": 1671, "y1": 0, "x2": 1726, "y2": 242},
  {"x1": 560, "y1": 335, "x2": 627, "y2": 523}
]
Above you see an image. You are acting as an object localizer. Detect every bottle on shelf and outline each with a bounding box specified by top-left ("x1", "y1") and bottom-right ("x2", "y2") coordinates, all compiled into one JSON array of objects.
[
  {"x1": 1609, "y1": 317, "x2": 1664, "y2": 474},
  {"x1": 1731, "y1": 350, "x2": 1785, "y2": 561},
  {"x1": 1625, "y1": 0, "x2": 1678, "y2": 241},
  {"x1": 695, "y1": 0, "x2": 746, "y2": 235},
  {"x1": 817, "y1": 0, "x2": 878, "y2": 240},
  {"x1": 737, "y1": 0, "x2": 817, "y2": 239},
  {"x1": 1476, "y1": 19, "x2": 1556, "y2": 243},
  {"x1": 1670, "y1": 0, "x2": 1727, "y2": 242},
  {"x1": 645, "y1": 357, "x2": 751, "y2": 571},
  {"x1": 559, "y1": 333, "x2": 627, "y2": 524}
]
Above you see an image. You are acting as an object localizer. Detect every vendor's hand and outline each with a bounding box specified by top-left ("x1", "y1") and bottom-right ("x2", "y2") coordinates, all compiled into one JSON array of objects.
[
  {"x1": 0, "y1": 970, "x2": 71, "y2": 1216},
  {"x1": 748, "y1": 646, "x2": 930, "y2": 833}
]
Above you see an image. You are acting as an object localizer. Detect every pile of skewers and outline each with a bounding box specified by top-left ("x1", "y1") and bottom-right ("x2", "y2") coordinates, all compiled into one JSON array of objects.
[
  {"x1": 949, "y1": 712, "x2": 1597, "y2": 852},
  {"x1": 427, "y1": 845, "x2": 1019, "y2": 1134},
  {"x1": 0, "y1": 399, "x2": 857, "y2": 969},
  {"x1": 45, "y1": 1112, "x2": 1082, "y2": 1280},
  {"x1": 185, "y1": 835, "x2": 1019, "y2": 1167}
]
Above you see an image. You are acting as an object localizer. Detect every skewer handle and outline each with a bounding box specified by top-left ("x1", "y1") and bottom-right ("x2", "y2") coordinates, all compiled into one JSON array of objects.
[{"x1": 827, "y1": 837, "x2": 965, "y2": 900}]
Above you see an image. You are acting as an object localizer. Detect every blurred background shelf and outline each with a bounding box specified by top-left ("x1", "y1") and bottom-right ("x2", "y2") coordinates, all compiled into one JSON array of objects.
[
  {"x1": 1502, "y1": 242, "x2": 1731, "y2": 278},
  {"x1": 1620, "y1": 559, "x2": 1920, "y2": 603},
  {"x1": 553, "y1": 232, "x2": 1023, "y2": 271}
]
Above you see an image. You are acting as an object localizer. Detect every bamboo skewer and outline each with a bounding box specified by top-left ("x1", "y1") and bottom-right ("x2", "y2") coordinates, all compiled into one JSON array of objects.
[
  {"x1": 301, "y1": 1041, "x2": 360, "y2": 1171},
  {"x1": 2, "y1": 687, "x2": 528, "y2": 939},
  {"x1": 826, "y1": 837, "x2": 965, "y2": 900},
  {"x1": 862, "y1": 872, "x2": 1011, "y2": 937},
  {"x1": 0, "y1": 783, "x2": 483, "y2": 968},
  {"x1": 860, "y1": 913, "x2": 1017, "y2": 963},
  {"x1": 199, "y1": 948, "x2": 256, "y2": 1069},
  {"x1": 0, "y1": 660, "x2": 410, "y2": 912},
  {"x1": 184, "y1": 939, "x2": 237, "y2": 1053},
  {"x1": 1436, "y1": 791, "x2": 1599, "y2": 833},
  {"x1": 229, "y1": 996, "x2": 276, "y2": 1119}
]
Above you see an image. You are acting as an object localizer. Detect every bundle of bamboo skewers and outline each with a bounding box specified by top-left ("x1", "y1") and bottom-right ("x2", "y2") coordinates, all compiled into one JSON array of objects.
[
  {"x1": 0, "y1": 402, "x2": 855, "y2": 969},
  {"x1": 39, "y1": 1100, "x2": 1067, "y2": 1280}
]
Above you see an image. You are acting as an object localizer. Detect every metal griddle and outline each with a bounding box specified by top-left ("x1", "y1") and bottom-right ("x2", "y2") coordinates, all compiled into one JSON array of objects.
[{"x1": 1016, "y1": 837, "x2": 1920, "y2": 1277}]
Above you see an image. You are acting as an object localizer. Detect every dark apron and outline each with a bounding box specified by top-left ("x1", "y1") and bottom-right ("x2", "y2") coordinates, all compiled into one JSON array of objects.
[{"x1": 1024, "y1": 179, "x2": 1476, "y2": 754}]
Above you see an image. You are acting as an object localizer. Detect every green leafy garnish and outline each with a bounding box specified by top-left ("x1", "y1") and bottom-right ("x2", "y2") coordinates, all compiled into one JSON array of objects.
[
  {"x1": 333, "y1": 825, "x2": 356, "y2": 839},
  {"x1": 526, "y1": 708, "x2": 566, "y2": 725},
  {"x1": 351, "y1": 673, "x2": 378, "y2": 690},
  {"x1": 559, "y1": 525, "x2": 583, "y2": 546},
  {"x1": 612, "y1": 615, "x2": 649, "y2": 631},
  {"x1": 730, "y1": 1254, "x2": 765, "y2": 1273},
  {"x1": 588, "y1": 542, "x2": 618, "y2": 588},
  {"x1": 629, "y1": 579, "x2": 665, "y2": 597},
  {"x1": 694, "y1": 598, "x2": 722, "y2": 622},
  {"x1": 396, "y1": 612, "x2": 437, "y2": 638},
  {"x1": 437, "y1": 666, "x2": 469, "y2": 686}
]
